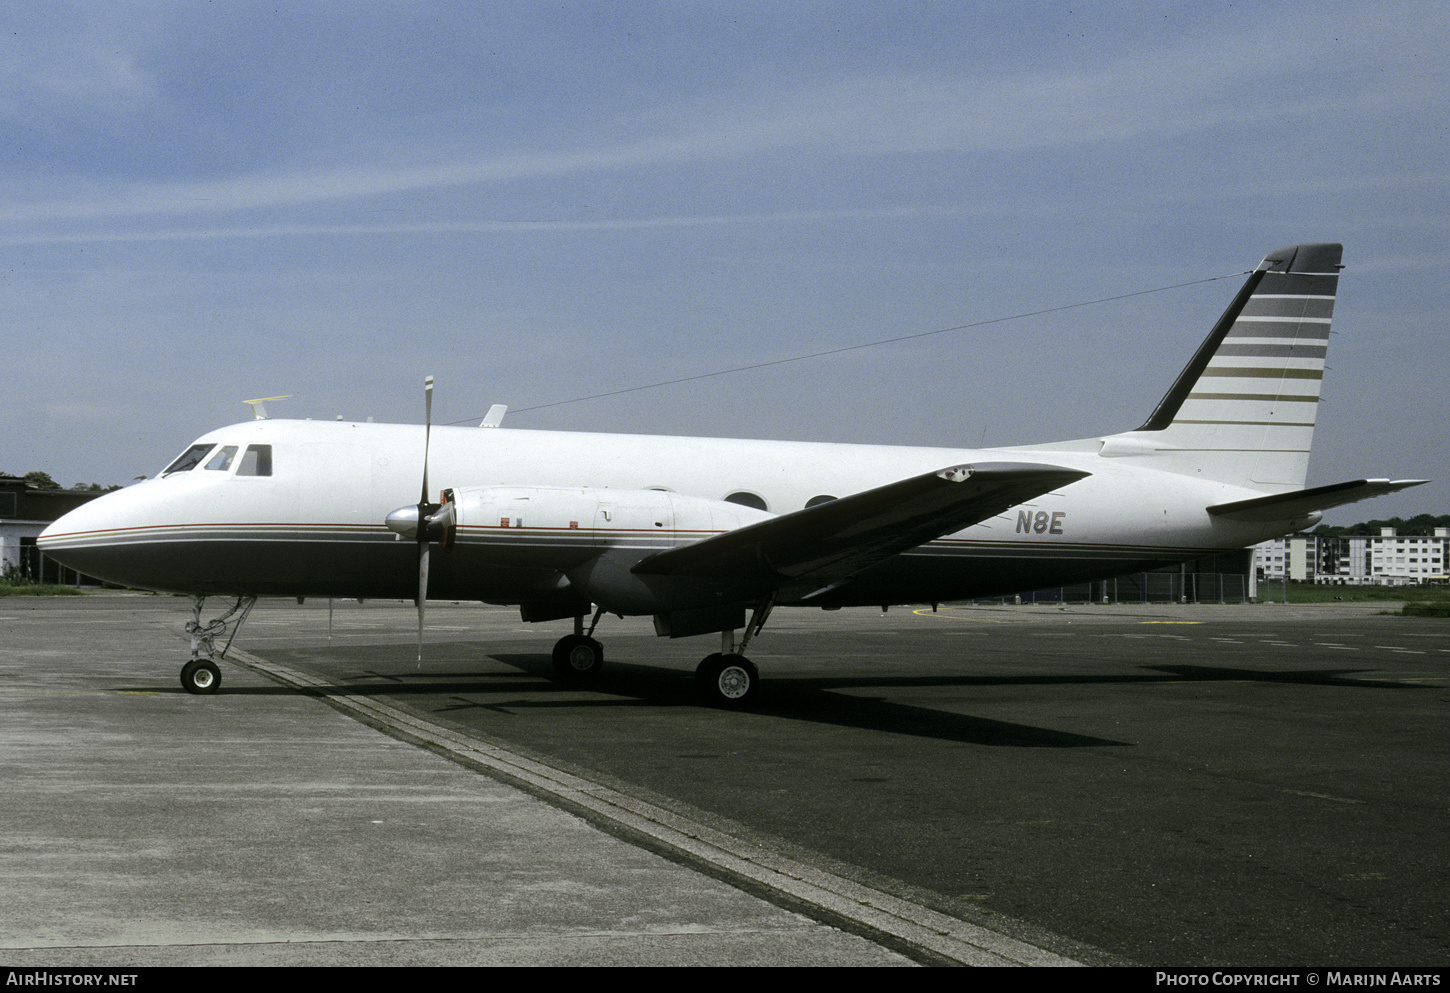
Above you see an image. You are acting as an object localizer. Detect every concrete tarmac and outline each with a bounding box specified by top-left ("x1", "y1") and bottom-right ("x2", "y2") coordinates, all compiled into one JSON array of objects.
[
  {"x1": 0, "y1": 595, "x2": 917, "y2": 966},
  {"x1": 4, "y1": 593, "x2": 1447, "y2": 966}
]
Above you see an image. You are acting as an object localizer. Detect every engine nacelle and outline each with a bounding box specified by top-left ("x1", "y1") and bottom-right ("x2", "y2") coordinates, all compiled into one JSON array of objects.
[
  {"x1": 444, "y1": 484, "x2": 772, "y2": 540},
  {"x1": 441, "y1": 485, "x2": 775, "y2": 614}
]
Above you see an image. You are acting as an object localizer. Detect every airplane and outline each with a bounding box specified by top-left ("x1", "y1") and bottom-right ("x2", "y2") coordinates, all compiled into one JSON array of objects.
[{"x1": 37, "y1": 242, "x2": 1425, "y2": 705}]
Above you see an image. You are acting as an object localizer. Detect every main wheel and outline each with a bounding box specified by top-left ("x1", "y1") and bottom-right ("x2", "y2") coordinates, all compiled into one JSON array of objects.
[
  {"x1": 180, "y1": 658, "x2": 221, "y2": 695},
  {"x1": 695, "y1": 653, "x2": 759, "y2": 707},
  {"x1": 552, "y1": 634, "x2": 604, "y2": 676}
]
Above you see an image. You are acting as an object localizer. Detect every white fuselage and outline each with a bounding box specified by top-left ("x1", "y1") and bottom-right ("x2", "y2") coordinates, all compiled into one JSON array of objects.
[{"x1": 38, "y1": 418, "x2": 1301, "y2": 609}]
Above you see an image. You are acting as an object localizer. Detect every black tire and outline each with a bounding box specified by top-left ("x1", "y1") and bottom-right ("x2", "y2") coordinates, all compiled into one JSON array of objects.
[
  {"x1": 180, "y1": 659, "x2": 221, "y2": 695},
  {"x1": 552, "y1": 635, "x2": 604, "y2": 676},
  {"x1": 694, "y1": 653, "x2": 758, "y2": 707}
]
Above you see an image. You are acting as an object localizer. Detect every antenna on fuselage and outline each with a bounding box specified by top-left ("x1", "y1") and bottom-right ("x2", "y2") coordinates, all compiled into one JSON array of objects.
[{"x1": 243, "y1": 395, "x2": 291, "y2": 420}]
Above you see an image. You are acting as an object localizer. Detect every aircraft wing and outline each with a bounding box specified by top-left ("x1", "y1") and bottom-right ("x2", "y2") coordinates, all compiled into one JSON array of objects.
[
  {"x1": 631, "y1": 461, "x2": 1089, "y2": 596},
  {"x1": 1207, "y1": 478, "x2": 1429, "y2": 523}
]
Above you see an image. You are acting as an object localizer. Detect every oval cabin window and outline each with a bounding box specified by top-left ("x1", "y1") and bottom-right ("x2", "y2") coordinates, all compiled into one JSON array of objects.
[{"x1": 724, "y1": 491, "x2": 768, "y2": 511}]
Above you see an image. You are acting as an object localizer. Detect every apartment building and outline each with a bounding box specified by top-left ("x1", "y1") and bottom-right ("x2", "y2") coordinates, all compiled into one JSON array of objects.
[{"x1": 1254, "y1": 527, "x2": 1450, "y2": 586}]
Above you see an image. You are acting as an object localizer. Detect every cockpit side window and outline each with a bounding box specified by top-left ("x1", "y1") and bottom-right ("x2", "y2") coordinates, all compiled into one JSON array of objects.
[
  {"x1": 204, "y1": 446, "x2": 239, "y2": 471},
  {"x1": 236, "y1": 445, "x2": 273, "y2": 477},
  {"x1": 162, "y1": 444, "x2": 215, "y2": 476}
]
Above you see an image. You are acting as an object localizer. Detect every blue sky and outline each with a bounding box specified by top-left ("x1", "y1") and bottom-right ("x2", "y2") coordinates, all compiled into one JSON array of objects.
[{"x1": 4, "y1": 1, "x2": 1447, "y2": 524}]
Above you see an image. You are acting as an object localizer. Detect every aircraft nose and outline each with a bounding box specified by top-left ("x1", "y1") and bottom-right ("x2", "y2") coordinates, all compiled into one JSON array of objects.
[
  {"x1": 39, "y1": 499, "x2": 99, "y2": 547},
  {"x1": 34, "y1": 486, "x2": 165, "y2": 589},
  {"x1": 37, "y1": 499, "x2": 113, "y2": 573}
]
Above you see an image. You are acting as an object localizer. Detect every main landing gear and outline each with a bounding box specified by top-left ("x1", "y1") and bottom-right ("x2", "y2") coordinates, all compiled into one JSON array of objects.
[
  {"x1": 552, "y1": 634, "x2": 604, "y2": 676},
  {"x1": 180, "y1": 595, "x2": 256, "y2": 695},
  {"x1": 693, "y1": 601, "x2": 770, "y2": 707},
  {"x1": 552, "y1": 607, "x2": 605, "y2": 677},
  {"x1": 552, "y1": 600, "x2": 773, "y2": 707},
  {"x1": 695, "y1": 651, "x2": 759, "y2": 707}
]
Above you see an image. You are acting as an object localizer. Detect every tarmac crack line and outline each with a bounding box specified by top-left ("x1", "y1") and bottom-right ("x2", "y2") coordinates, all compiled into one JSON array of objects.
[{"x1": 228, "y1": 648, "x2": 1083, "y2": 968}]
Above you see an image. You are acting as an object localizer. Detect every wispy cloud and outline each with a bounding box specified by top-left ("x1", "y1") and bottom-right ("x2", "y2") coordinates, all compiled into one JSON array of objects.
[
  {"x1": 9, "y1": 8, "x2": 1440, "y2": 231},
  {"x1": 669, "y1": 13, "x2": 1448, "y2": 159},
  {"x1": 0, "y1": 206, "x2": 952, "y2": 246}
]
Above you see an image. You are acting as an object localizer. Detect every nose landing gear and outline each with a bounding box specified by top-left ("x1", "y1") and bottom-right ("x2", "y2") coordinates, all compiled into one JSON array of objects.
[{"x1": 180, "y1": 595, "x2": 257, "y2": 695}]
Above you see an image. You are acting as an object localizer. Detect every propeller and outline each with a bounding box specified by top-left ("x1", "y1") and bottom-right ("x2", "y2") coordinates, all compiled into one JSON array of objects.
[{"x1": 383, "y1": 375, "x2": 455, "y2": 663}]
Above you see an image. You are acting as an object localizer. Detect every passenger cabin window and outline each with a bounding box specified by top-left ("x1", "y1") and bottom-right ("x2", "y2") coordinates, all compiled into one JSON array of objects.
[
  {"x1": 162, "y1": 444, "x2": 215, "y2": 476},
  {"x1": 724, "y1": 491, "x2": 768, "y2": 511},
  {"x1": 237, "y1": 445, "x2": 272, "y2": 477},
  {"x1": 204, "y1": 446, "x2": 238, "y2": 471}
]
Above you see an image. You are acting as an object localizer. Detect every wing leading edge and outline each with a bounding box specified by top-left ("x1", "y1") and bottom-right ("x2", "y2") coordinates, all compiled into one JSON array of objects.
[{"x1": 631, "y1": 461, "x2": 1090, "y2": 599}]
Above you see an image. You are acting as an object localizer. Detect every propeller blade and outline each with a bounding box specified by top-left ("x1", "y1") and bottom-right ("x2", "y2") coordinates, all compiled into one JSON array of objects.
[
  {"x1": 420, "y1": 374, "x2": 434, "y2": 506},
  {"x1": 416, "y1": 374, "x2": 435, "y2": 665},
  {"x1": 416, "y1": 543, "x2": 429, "y2": 664}
]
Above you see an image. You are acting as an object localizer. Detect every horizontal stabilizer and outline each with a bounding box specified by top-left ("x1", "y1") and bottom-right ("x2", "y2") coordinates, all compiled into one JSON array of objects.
[
  {"x1": 632, "y1": 462, "x2": 1089, "y2": 589},
  {"x1": 1207, "y1": 478, "x2": 1428, "y2": 523}
]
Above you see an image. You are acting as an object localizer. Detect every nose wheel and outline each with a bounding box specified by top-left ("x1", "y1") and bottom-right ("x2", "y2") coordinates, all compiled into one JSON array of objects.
[{"x1": 180, "y1": 658, "x2": 221, "y2": 695}]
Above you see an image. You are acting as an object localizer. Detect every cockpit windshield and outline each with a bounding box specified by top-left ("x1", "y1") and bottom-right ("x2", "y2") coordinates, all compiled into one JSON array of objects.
[
  {"x1": 162, "y1": 444, "x2": 215, "y2": 476},
  {"x1": 204, "y1": 446, "x2": 238, "y2": 471},
  {"x1": 161, "y1": 442, "x2": 273, "y2": 477}
]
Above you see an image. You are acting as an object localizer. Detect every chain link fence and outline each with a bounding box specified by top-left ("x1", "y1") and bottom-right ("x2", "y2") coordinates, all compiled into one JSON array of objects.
[{"x1": 969, "y1": 571, "x2": 1251, "y2": 605}]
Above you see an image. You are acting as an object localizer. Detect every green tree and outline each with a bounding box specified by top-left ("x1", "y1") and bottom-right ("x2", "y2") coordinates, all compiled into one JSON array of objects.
[{"x1": 23, "y1": 471, "x2": 59, "y2": 490}]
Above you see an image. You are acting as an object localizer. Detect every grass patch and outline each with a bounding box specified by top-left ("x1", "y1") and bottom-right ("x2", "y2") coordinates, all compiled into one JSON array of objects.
[
  {"x1": 1275, "y1": 583, "x2": 1450, "y2": 605},
  {"x1": 0, "y1": 581, "x2": 86, "y2": 596},
  {"x1": 1401, "y1": 602, "x2": 1450, "y2": 618},
  {"x1": 0, "y1": 569, "x2": 87, "y2": 596}
]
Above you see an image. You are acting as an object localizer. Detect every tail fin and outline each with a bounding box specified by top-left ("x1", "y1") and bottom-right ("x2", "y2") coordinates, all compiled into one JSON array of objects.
[{"x1": 1097, "y1": 242, "x2": 1342, "y2": 491}]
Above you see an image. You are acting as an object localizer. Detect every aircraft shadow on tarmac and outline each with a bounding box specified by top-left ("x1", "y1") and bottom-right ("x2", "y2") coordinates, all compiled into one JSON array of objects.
[
  {"x1": 1145, "y1": 663, "x2": 1433, "y2": 688},
  {"x1": 122, "y1": 643, "x2": 1436, "y2": 750},
  {"x1": 450, "y1": 655, "x2": 1130, "y2": 748}
]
